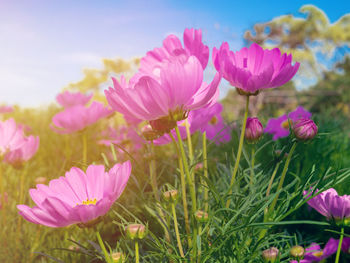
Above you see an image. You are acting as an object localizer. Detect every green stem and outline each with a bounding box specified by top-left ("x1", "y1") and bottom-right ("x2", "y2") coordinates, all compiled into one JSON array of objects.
[
  {"x1": 335, "y1": 227, "x2": 344, "y2": 263},
  {"x1": 203, "y1": 132, "x2": 209, "y2": 212},
  {"x1": 170, "y1": 133, "x2": 191, "y2": 247},
  {"x1": 135, "y1": 240, "x2": 140, "y2": 263},
  {"x1": 171, "y1": 203, "x2": 185, "y2": 258},
  {"x1": 249, "y1": 147, "x2": 255, "y2": 186},
  {"x1": 82, "y1": 131, "x2": 88, "y2": 165},
  {"x1": 175, "y1": 125, "x2": 197, "y2": 213},
  {"x1": 185, "y1": 119, "x2": 193, "y2": 163},
  {"x1": 268, "y1": 142, "x2": 297, "y2": 215},
  {"x1": 226, "y1": 95, "x2": 250, "y2": 208},
  {"x1": 175, "y1": 125, "x2": 198, "y2": 262},
  {"x1": 266, "y1": 162, "x2": 281, "y2": 198},
  {"x1": 149, "y1": 143, "x2": 171, "y2": 243},
  {"x1": 96, "y1": 231, "x2": 112, "y2": 263}
]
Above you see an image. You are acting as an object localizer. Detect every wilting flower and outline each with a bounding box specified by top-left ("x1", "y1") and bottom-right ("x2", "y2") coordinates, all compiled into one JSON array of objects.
[
  {"x1": 293, "y1": 118, "x2": 318, "y2": 141},
  {"x1": 56, "y1": 91, "x2": 92, "y2": 108},
  {"x1": 304, "y1": 188, "x2": 350, "y2": 221},
  {"x1": 290, "y1": 238, "x2": 338, "y2": 263},
  {"x1": 188, "y1": 102, "x2": 231, "y2": 144},
  {"x1": 3, "y1": 135, "x2": 39, "y2": 167},
  {"x1": 140, "y1": 28, "x2": 209, "y2": 78},
  {"x1": 0, "y1": 105, "x2": 13, "y2": 114},
  {"x1": 265, "y1": 106, "x2": 311, "y2": 140},
  {"x1": 245, "y1": 117, "x2": 263, "y2": 143},
  {"x1": 0, "y1": 118, "x2": 25, "y2": 154},
  {"x1": 17, "y1": 161, "x2": 131, "y2": 227},
  {"x1": 213, "y1": 43, "x2": 300, "y2": 95},
  {"x1": 51, "y1": 102, "x2": 113, "y2": 134}
]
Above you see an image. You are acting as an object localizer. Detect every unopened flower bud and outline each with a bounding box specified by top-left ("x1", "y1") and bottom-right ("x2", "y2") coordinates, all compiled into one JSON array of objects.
[
  {"x1": 125, "y1": 224, "x2": 147, "y2": 240},
  {"x1": 163, "y1": 190, "x2": 179, "y2": 203},
  {"x1": 149, "y1": 117, "x2": 176, "y2": 135},
  {"x1": 112, "y1": 252, "x2": 126, "y2": 263},
  {"x1": 195, "y1": 163, "x2": 203, "y2": 171},
  {"x1": 245, "y1": 117, "x2": 263, "y2": 143},
  {"x1": 195, "y1": 210, "x2": 209, "y2": 223},
  {"x1": 293, "y1": 118, "x2": 318, "y2": 141},
  {"x1": 290, "y1": 245, "x2": 305, "y2": 258},
  {"x1": 141, "y1": 125, "x2": 159, "y2": 141},
  {"x1": 262, "y1": 247, "x2": 279, "y2": 262}
]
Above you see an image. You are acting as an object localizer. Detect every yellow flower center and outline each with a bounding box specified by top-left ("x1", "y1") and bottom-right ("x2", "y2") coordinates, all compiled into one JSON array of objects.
[
  {"x1": 209, "y1": 116, "x2": 218, "y2": 125},
  {"x1": 281, "y1": 120, "x2": 290, "y2": 129},
  {"x1": 313, "y1": 251, "x2": 323, "y2": 258},
  {"x1": 77, "y1": 198, "x2": 97, "y2": 206}
]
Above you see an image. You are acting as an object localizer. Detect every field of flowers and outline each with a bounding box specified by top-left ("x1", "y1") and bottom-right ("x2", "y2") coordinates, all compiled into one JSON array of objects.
[{"x1": 1, "y1": 26, "x2": 350, "y2": 263}]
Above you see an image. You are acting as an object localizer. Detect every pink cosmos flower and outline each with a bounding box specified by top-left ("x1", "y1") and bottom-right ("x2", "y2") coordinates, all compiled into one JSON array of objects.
[
  {"x1": 293, "y1": 118, "x2": 318, "y2": 141},
  {"x1": 213, "y1": 43, "x2": 300, "y2": 95},
  {"x1": 304, "y1": 188, "x2": 350, "y2": 220},
  {"x1": 99, "y1": 126, "x2": 144, "y2": 151},
  {"x1": 188, "y1": 103, "x2": 231, "y2": 144},
  {"x1": 140, "y1": 28, "x2": 209, "y2": 78},
  {"x1": 0, "y1": 118, "x2": 26, "y2": 154},
  {"x1": 265, "y1": 106, "x2": 311, "y2": 140},
  {"x1": 0, "y1": 105, "x2": 14, "y2": 114},
  {"x1": 290, "y1": 238, "x2": 338, "y2": 263},
  {"x1": 105, "y1": 56, "x2": 220, "y2": 124},
  {"x1": 17, "y1": 161, "x2": 131, "y2": 227},
  {"x1": 56, "y1": 91, "x2": 93, "y2": 108},
  {"x1": 245, "y1": 117, "x2": 263, "y2": 143},
  {"x1": 51, "y1": 102, "x2": 113, "y2": 134},
  {"x1": 4, "y1": 135, "x2": 39, "y2": 166}
]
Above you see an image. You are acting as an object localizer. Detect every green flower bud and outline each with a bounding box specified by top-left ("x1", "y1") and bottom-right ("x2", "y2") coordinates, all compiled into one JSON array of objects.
[
  {"x1": 195, "y1": 210, "x2": 209, "y2": 223},
  {"x1": 290, "y1": 245, "x2": 305, "y2": 258},
  {"x1": 125, "y1": 224, "x2": 147, "y2": 240}
]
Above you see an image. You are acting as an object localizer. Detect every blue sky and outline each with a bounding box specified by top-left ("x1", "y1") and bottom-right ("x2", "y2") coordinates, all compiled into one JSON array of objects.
[{"x1": 1, "y1": 0, "x2": 349, "y2": 106}]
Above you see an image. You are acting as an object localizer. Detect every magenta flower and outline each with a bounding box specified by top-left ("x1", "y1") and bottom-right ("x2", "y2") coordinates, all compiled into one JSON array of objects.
[
  {"x1": 56, "y1": 91, "x2": 93, "y2": 108},
  {"x1": 213, "y1": 42, "x2": 300, "y2": 95},
  {"x1": 0, "y1": 105, "x2": 14, "y2": 114},
  {"x1": 188, "y1": 103, "x2": 231, "y2": 144},
  {"x1": 245, "y1": 117, "x2": 263, "y2": 143},
  {"x1": 105, "y1": 56, "x2": 220, "y2": 124},
  {"x1": 4, "y1": 135, "x2": 39, "y2": 167},
  {"x1": 304, "y1": 188, "x2": 350, "y2": 220},
  {"x1": 99, "y1": 126, "x2": 143, "y2": 151},
  {"x1": 290, "y1": 238, "x2": 338, "y2": 263},
  {"x1": 140, "y1": 28, "x2": 209, "y2": 77},
  {"x1": 265, "y1": 106, "x2": 311, "y2": 140},
  {"x1": 0, "y1": 118, "x2": 26, "y2": 154},
  {"x1": 51, "y1": 102, "x2": 113, "y2": 134},
  {"x1": 293, "y1": 118, "x2": 318, "y2": 141},
  {"x1": 17, "y1": 161, "x2": 131, "y2": 227}
]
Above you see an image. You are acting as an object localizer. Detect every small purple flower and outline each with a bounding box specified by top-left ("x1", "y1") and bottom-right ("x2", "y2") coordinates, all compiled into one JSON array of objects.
[
  {"x1": 293, "y1": 118, "x2": 318, "y2": 141},
  {"x1": 304, "y1": 188, "x2": 350, "y2": 221},
  {"x1": 265, "y1": 106, "x2": 311, "y2": 140},
  {"x1": 245, "y1": 117, "x2": 263, "y2": 143}
]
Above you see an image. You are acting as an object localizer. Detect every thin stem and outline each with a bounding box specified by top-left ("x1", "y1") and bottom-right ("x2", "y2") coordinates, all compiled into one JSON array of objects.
[
  {"x1": 202, "y1": 132, "x2": 209, "y2": 212},
  {"x1": 135, "y1": 240, "x2": 140, "y2": 263},
  {"x1": 249, "y1": 147, "x2": 255, "y2": 186},
  {"x1": 335, "y1": 227, "x2": 344, "y2": 263},
  {"x1": 17, "y1": 165, "x2": 29, "y2": 245},
  {"x1": 175, "y1": 125, "x2": 198, "y2": 262},
  {"x1": 185, "y1": 119, "x2": 193, "y2": 163},
  {"x1": 266, "y1": 162, "x2": 281, "y2": 198},
  {"x1": 226, "y1": 95, "x2": 250, "y2": 208},
  {"x1": 171, "y1": 203, "x2": 185, "y2": 258},
  {"x1": 96, "y1": 231, "x2": 112, "y2": 263},
  {"x1": 82, "y1": 131, "x2": 88, "y2": 165},
  {"x1": 268, "y1": 142, "x2": 297, "y2": 215},
  {"x1": 170, "y1": 133, "x2": 191, "y2": 247},
  {"x1": 149, "y1": 142, "x2": 171, "y2": 243},
  {"x1": 175, "y1": 125, "x2": 197, "y2": 213}
]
